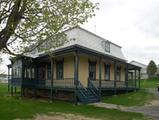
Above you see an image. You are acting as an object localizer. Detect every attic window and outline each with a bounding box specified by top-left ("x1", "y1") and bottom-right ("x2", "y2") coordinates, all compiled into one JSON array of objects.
[{"x1": 105, "y1": 41, "x2": 110, "y2": 52}]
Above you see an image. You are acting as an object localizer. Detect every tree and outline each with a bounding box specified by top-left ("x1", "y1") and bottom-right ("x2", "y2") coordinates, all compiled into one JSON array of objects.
[
  {"x1": 147, "y1": 60, "x2": 157, "y2": 78},
  {"x1": 0, "y1": 0, "x2": 98, "y2": 55}
]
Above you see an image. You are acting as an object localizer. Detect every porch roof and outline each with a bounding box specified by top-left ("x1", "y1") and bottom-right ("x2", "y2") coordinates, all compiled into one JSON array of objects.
[{"x1": 35, "y1": 44, "x2": 127, "y2": 63}]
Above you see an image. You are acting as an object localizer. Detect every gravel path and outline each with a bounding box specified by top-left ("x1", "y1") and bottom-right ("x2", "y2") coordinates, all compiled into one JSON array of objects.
[
  {"x1": 127, "y1": 88, "x2": 159, "y2": 120},
  {"x1": 92, "y1": 88, "x2": 159, "y2": 120}
]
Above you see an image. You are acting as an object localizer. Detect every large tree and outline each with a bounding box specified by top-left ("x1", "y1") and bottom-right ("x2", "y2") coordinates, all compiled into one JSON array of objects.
[
  {"x1": 0, "y1": 0, "x2": 98, "y2": 55},
  {"x1": 147, "y1": 60, "x2": 157, "y2": 78}
]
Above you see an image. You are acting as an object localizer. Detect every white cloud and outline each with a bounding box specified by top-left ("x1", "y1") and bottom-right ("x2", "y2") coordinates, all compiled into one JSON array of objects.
[{"x1": 83, "y1": 0, "x2": 159, "y2": 65}]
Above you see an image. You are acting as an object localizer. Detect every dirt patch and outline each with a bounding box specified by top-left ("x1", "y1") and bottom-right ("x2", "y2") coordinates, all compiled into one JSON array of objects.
[
  {"x1": 146, "y1": 100, "x2": 159, "y2": 106},
  {"x1": 16, "y1": 112, "x2": 100, "y2": 120},
  {"x1": 91, "y1": 102, "x2": 127, "y2": 111}
]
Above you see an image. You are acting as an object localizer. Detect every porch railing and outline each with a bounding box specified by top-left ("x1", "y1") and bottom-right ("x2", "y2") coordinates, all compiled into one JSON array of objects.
[
  {"x1": 44, "y1": 78, "x2": 75, "y2": 88},
  {"x1": 11, "y1": 78, "x2": 22, "y2": 86},
  {"x1": 88, "y1": 80, "x2": 99, "y2": 97},
  {"x1": 10, "y1": 78, "x2": 75, "y2": 88},
  {"x1": 89, "y1": 79, "x2": 135, "y2": 89}
]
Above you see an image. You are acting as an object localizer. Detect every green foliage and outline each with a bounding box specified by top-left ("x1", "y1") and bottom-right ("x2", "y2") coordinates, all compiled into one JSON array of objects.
[
  {"x1": 0, "y1": 0, "x2": 98, "y2": 54},
  {"x1": 0, "y1": 84, "x2": 149, "y2": 120},
  {"x1": 147, "y1": 60, "x2": 157, "y2": 78},
  {"x1": 102, "y1": 90, "x2": 154, "y2": 107}
]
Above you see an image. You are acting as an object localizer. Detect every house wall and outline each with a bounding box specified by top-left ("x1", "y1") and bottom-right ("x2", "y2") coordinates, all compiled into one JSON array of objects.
[
  {"x1": 79, "y1": 55, "x2": 89, "y2": 87},
  {"x1": 45, "y1": 55, "x2": 126, "y2": 87},
  {"x1": 46, "y1": 56, "x2": 74, "y2": 86},
  {"x1": 78, "y1": 55, "x2": 126, "y2": 87},
  {"x1": 12, "y1": 59, "x2": 22, "y2": 78},
  {"x1": 121, "y1": 64, "x2": 125, "y2": 81},
  {"x1": 63, "y1": 56, "x2": 74, "y2": 78}
]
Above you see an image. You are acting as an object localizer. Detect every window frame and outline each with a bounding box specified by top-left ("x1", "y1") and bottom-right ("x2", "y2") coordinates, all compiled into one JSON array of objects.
[
  {"x1": 56, "y1": 60, "x2": 64, "y2": 80},
  {"x1": 105, "y1": 41, "x2": 110, "y2": 53},
  {"x1": 47, "y1": 63, "x2": 51, "y2": 80},
  {"x1": 116, "y1": 66, "x2": 121, "y2": 81},
  {"x1": 105, "y1": 64, "x2": 111, "y2": 80},
  {"x1": 89, "y1": 61, "x2": 96, "y2": 80}
]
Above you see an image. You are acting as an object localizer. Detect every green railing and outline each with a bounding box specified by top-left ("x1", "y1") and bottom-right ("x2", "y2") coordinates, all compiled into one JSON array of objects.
[{"x1": 89, "y1": 79, "x2": 136, "y2": 89}]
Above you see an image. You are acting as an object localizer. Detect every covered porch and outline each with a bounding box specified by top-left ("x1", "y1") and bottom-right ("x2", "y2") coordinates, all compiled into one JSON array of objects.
[{"x1": 8, "y1": 45, "x2": 141, "y2": 103}]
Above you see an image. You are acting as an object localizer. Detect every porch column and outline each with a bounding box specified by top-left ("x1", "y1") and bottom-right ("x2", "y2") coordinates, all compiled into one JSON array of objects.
[
  {"x1": 114, "y1": 61, "x2": 117, "y2": 95},
  {"x1": 11, "y1": 64, "x2": 13, "y2": 96},
  {"x1": 21, "y1": 58, "x2": 25, "y2": 97},
  {"x1": 7, "y1": 67, "x2": 10, "y2": 92},
  {"x1": 34, "y1": 62, "x2": 37, "y2": 98},
  {"x1": 138, "y1": 69, "x2": 141, "y2": 89},
  {"x1": 50, "y1": 58, "x2": 54, "y2": 101},
  {"x1": 74, "y1": 51, "x2": 79, "y2": 104},
  {"x1": 134, "y1": 69, "x2": 137, "y2": 91},
  {"x1": 99, "y1": 57, "x2": 102, "y2": 100},
  {"x1": 125, "y1": 63, "x2": 128, "y2": 92}
]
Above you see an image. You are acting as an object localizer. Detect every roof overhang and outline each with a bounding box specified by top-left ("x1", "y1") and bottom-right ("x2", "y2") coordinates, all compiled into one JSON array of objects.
[{"x1": 35, "y1": 44, "x2": 127, "y2": 63}]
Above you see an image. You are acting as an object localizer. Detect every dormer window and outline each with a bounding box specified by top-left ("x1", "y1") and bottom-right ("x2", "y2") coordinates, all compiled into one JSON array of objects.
[{"x1": 105, "y1": 41, "x2": 110, "y2": 52}]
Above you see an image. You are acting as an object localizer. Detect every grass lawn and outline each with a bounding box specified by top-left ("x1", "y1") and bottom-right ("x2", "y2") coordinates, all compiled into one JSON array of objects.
[
  {"x1": 102, "y1": 89, "x2": 154, "y2": 107},
  {"x1": 102, "y1": 78, "x2": 159, "y2": 107},
  {"x1": 141, "y1": 78, "x2": 159, "y2": 88},
  {"x1": 0, "y1": 84, "x2": 150, "y2": 120}
]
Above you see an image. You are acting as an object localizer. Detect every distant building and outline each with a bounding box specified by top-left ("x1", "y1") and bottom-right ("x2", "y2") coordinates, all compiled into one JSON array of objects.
[
  {"x1": 130, "y1": 61, "x2": 148, "y2": 79},
  {"x1": 0, "y1": 74, "x2": 8, "y2": 83}
]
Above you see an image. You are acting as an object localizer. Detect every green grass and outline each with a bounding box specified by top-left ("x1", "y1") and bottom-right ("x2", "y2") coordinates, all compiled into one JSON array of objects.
[
  {"x1": 0, "y1": 84, "x2": 149, "y2": 120},
  {"x1": 102, "y1": 78, "x2": 159, "y2": 107},
  {"x1": 141, "y1": 78, "x2": 159, "y2": 88},
  {"x1": 102, "y1": 89, "x2": 154, "y2": 107}
]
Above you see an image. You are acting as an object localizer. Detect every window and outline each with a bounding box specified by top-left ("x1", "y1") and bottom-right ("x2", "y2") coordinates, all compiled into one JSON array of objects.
[
  {"x1": 24, "y1": 67, "x2": 34, "y2": 79},
  {"x1": 116, "y1": 66, "x2": 121, "y2": 81},
  {"x1": 56, "y1": 61, "x2": 63, "y2": 80},
  {"x1": 105, "y1": 64, "x2": 110, "y2": 80},
  {"x1": 47, "y1": 63, "x2": 51, "y2": 80},
  {"x1": 31, "y1": 68, "x2": 35, "y2": 79},
  {"x1": 13, "y1": 67, "x2": 21, "y2": 78},
  {"x1": 89, "y1": 61, "x2": 96, "y2": 80},
  {"x1": 27, "y1": 68, "x2": 31, "y2": 78},
  {"x1": 105, "y1": 41, "x2": 110, "y2": 52},
  {"x1": 24, "y1": 68, "x2": 27, "y2": 78}
]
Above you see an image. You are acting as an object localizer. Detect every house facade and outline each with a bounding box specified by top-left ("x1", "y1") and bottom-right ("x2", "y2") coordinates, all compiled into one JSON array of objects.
[{"x1": 8, "y1": 27, "x2": 141, "y2": 103}]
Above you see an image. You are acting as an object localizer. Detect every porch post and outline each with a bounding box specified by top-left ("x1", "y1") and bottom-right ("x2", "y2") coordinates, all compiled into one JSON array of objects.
[
  {"x1": 11, "y1": 65, "x2": 13, "y2": 96},
  {"x1": 134, "y1": 69, "x2": 137, "y2": 91},
  {"x1": 21, "y1": 58, "x2": 25, "y2": 97},
  {"x1": 125, "y1": 63, "x2": 128, "y2": 92},
  {"x1": 50, "y1": 58, "x2": 54, "y2": 101},
  {"x1": 99, "y1": 57, "x2": 102, "y2": 101},
  {"x1": 114, "y1": 61, "x2": 117, "y2": 95},
  {"x1": 74, "y1": 51, "x2": 79, "y2": 105},
  {"x1": 138, "y1": 69, "x2": 141, "y2": 89},
  {"x1": 7, "y1": 67, "x2": 10, "y2": 92},
  {"x1": 34, "y1": 62, "x2": 37, "y2": 98}
]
